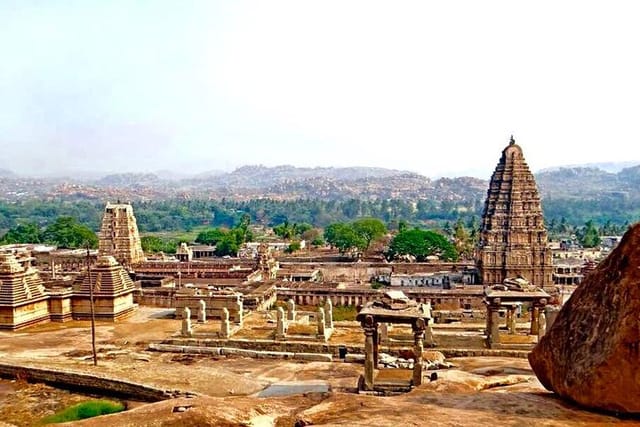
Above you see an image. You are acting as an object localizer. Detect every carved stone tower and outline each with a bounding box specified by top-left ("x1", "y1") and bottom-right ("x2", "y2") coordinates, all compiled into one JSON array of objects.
[
  {"x1": 0, "y1": 250, "x2": 50, "y2": 329},
  {"x1": 98, "y1": 203, "x2": 145, "y2": 266},
  {"x1": 72, "y1": 255, "x2": 136, "y2": 320},
  {"x1": 477, "y1": 136, "x2": 553, "y2": 289}
]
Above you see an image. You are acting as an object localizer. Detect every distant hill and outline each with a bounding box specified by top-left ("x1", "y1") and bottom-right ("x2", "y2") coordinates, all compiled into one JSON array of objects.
[
  {"x1": 95, "y1": 173, "x2": 162, "y2": 187},
  {"x1": 1, "y1": 163, "x2": 640, "y2": 208},
  {"x1": 538, "y1": 161, "x2": 640, "y2": 174},
  {"x1": 536, "y1": 166, "x2": 639, "y2": 200}
]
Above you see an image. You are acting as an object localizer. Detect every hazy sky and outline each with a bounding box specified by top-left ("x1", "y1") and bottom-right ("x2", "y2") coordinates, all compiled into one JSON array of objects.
[{"x1": 1, "y1": 1, "x2": 639, "y2": 178}]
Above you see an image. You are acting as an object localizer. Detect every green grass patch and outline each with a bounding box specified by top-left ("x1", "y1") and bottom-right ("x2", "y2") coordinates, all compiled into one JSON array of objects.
[
  {"x1": 332, "y1": 305, "x2": 358, "y2": 321},
  {"x1": 40, "y1": 400, "x2": 125, "y2": 424}
]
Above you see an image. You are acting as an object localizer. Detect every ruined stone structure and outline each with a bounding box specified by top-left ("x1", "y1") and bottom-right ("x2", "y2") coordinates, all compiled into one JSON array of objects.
[
  {"x1": 175, "y1": 290, "x2": 243, "y2": 324},
  {"x1": 72, "y1": 255, "x2": 137, "y2": 321},
  {"x1": 477, "y1": 137, "x2": 553, "y2": 289},
  {"x1": 0, "y1": 251, "x2": 50, "y2": 329},
  {"x1": 483, "y1": 286, "x2": 549, "y2": 349},
  {"x1": 98, "y1": 203, "x2": 145, "y2": 267},
  {"x1": 356, "y1": 291, "x2": 431, "y2": 392}
]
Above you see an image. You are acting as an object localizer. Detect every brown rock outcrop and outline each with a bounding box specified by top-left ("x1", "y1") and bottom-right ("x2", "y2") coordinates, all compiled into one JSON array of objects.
[{"x1": 529, "y1": 223, "x2": 640, "y2": 414}]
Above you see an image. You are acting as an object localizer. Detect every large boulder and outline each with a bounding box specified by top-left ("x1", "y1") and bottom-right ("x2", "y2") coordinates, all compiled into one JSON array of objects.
[{"x1": 529, "y1": 223, "x2": 640, "y2": 414}]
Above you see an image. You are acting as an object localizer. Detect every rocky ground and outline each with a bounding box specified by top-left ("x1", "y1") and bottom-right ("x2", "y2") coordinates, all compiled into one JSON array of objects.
[{"x1": 0, "y1": 307, "x2": 638, "y2": 426}]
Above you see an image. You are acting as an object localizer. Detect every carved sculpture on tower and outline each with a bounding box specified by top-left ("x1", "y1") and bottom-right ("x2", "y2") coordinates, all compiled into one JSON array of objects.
[
  {"x1": 476, "y1": 136, "x2": 553, "y2": 290},
  {"x1": 98, "y1": 202, "x2": 145, "y2": 267}
]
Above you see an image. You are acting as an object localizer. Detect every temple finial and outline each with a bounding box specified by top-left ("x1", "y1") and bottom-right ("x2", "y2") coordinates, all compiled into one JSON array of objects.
[{"x1": 509, "y1": 135, "x2": 515, "y2": 145}]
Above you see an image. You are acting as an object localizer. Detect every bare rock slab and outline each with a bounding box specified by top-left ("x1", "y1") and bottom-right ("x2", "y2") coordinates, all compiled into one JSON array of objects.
[{"x1": 529, "y1": 223, "x2": 640, "y2": 414}]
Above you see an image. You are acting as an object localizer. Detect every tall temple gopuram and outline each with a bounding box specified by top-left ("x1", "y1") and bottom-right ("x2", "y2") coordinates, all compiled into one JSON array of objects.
[
  {"x1": 477, "y1": 136, "x2": 554, "y2": 290},
  {"x1": 98, "y1": 203, "x2": 145, "y2": 266}
]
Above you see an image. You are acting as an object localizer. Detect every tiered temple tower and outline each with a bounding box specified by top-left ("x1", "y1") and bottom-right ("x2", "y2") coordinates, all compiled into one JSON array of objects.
[
  {"x1": 98, "y1": 203, "x2": 145, "y2": 266},
  {"x1": 72, "y1": 255, "x2": 136, "y2": 321},
  {"x1": 0, "y1": 250, "x2": 50, "y2": 329},
  {"x1": 477, "y1": 136, "x2": 553, "y2": 289}
]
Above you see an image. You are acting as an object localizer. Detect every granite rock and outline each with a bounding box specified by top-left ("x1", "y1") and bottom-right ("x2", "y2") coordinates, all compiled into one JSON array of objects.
[{"x1": 528, "y1": 223, "x2": 640, "y2": 414}]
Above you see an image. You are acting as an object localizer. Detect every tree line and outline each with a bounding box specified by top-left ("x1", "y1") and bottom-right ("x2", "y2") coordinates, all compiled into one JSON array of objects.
[{"x1": 0, "y1": 198, "x2": 636, "y2": 251}]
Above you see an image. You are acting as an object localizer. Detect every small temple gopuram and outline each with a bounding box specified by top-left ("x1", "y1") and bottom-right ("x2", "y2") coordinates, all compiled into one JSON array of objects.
[
  {"x1": 72, "y1": 255, "x2": 137, "y2": 321},
  {"x1": 98, "y1": 202, "x2": 145, "y2": 267},
  {"x1": 0, "y1": 250, "x2": 50, "y2": 329},
  {"x1": 476, "y1": 136, "x2": 553, "y2": 290}
]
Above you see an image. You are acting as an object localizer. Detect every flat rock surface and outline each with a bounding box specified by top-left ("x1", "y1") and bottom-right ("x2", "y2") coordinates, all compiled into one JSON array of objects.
[
  {"x1": 529, "y1": 223, "x2": 640, "y2": 414},
  {"x1": 0, "y1": 307, "x2": 638, "y2": 425},
  {"x1": 61, "y1": 362, "x2": 639, "y2": 427}
]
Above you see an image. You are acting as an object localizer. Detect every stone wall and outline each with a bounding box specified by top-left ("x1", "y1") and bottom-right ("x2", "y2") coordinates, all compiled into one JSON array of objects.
[
  {"x1": 0, "y1": 299, "x2": 50, "y2": 330},
  {"x1": 133, "y1": 288, "x2": 175, "y2": 308},
  {"x1": 0, "y1": 363, "x2": 194, "y2": 401},
  {"x1": 159, "y1": 337, "x2": 530, "y2": 359},
  {"x1": 71, "y1": 293, "x2": 136, "y2": 321},
  {"x1": 277, "y1": 287, "x2": 484, "y2": 310}
]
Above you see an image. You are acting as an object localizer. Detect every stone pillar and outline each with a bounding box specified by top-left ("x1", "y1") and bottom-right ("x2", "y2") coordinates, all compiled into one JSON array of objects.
[
  {"x1": 413, "y1": 319, "x2": 425, "y2": 387},
  {"x1": 379, "y1": 322, "x2": 389, "y2": 344},
  {"x1": 362, "y1": 315, "x2": 375, "y2": 391},
  {"x1": 317, "y1": 307, "x2": 326, "y2": 339},
  {"x1": 486, "y1": 303, "x2": 500, "y2": 348},
  {"x1": 286, "y1": 299, "x2": 296, "y2": 322},
  {"x1": 530, "y1": 307, "x2": 540, "y2": 335},
  {"x1": 276, "y1": 307, "x2": 286, "y2": 340},
  {"x1": 508, "y1": 307, "x2": 517, "y2": 334},
  {"x1": 424, "y1": 320, "x2": 435, "y2": 347},
  {"x1": 373, "y1": 323, "x2": 379, "y2": 368},
  {"x1": 181, "y1": 306, "x2": 192, "y2": 337},
  {"x1": 235, "y1": 299, "x2": 244, "y2": 326},
  {"x1": 221, "y1": 307, "x2": 230, "y2": 338},
  {"x1": 537, "y1": 310, "x2": 547, "y2": 340},
  {"x1": 324, "y1": 298, "x2": 334, "y2": 329},
  {"x1": 197, "y1": 299, "x2": 207, "y2": 323}
]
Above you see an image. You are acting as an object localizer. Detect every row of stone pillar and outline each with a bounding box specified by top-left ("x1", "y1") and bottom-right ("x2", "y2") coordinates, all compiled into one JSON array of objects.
[
  {"x1": 288, "y1": 294, "x2": 368, "y2": 307},
  {"x1": 276, "y1": 298, "x2": 334, "y2": 340},
  {"x1": 181, "y1": 300, "x2": 231, "y2": 338},
  {"x1": 486, "y1": 304, "x2": 548, "y2": 347}
]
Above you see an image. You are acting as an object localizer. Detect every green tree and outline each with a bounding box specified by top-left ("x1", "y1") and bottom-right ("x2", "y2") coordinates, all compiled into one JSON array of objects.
[
  {"x1": 0, "y1": 222, "x2": 42, "y2": 244},
  {"x1": 42, "y1": 216, "x2": 98, "y2": 248},
  {"x1": 285, "y1": 241, "x2": 301, "y2": 253},
  {"x1": 577, "y1": 220, "x2": 601, "y2": 248},
  {"x1": 195, "y1": 228, "x2": 228, "y2": 245},
  {"x1": 214, "y1": 235, "x2": 239, "y2": 257},
  {"x1": 387, "y1": 228, "x2": 458, "y2": 261},
  {"x1": 141, "y1": 236, "x2": 178, "y2": 253},
  {"x1": 273, "y1": 221, "x2": 295, "y2": 239},
  {"x1": 323, "y1": 222, "x2": 365, "y2": 255},
  {"x1": 352, "y1": 218, "x2": 387, "y2": 250}
]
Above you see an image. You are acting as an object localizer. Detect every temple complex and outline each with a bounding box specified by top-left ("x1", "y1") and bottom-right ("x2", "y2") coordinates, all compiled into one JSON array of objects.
[
  {"x1": 477, "y1": 137, "x2": 553, "y2": 290},
  {"x1": 98, "y1": 202, "x2": 145, "y2": 267}
]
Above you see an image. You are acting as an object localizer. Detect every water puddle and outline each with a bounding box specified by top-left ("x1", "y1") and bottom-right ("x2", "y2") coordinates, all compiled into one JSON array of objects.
[{"x1": 256, "y1": 381, "x2": 330, "y2": 398}]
